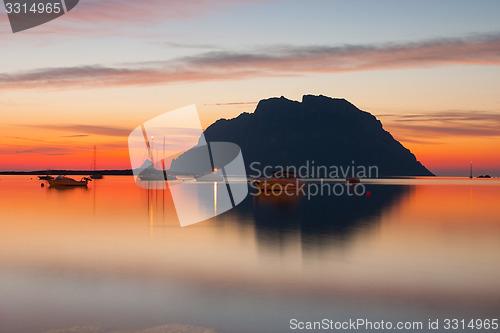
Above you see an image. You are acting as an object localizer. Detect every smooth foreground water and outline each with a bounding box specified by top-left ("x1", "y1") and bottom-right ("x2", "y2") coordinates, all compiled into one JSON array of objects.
[{"x1": 1, "y1": 176, "x2": 499, "y2": 333}]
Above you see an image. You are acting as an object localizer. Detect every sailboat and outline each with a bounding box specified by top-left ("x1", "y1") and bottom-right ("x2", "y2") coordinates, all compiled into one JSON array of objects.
[
  {"x1": 90, "y1": 145, "x2": 103, "y2": 179},
  {"x1": 138, "y1": 160, "x2": 165, "y2": 181},
  {"x1": 137, "y1": 126, "x2": 172, "y2": 181}
]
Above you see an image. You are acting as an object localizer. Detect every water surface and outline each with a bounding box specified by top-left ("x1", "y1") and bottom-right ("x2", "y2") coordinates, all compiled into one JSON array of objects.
[{"x1": 1, "y1": 176, "x2": 499, "y2": 332}]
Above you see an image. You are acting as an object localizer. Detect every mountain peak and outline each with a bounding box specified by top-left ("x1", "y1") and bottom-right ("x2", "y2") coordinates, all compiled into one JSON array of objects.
[
  {"x1": 254, "y1": 96, "x2": 301, "y2": 117},
  {"x1": 176, "y1": 95, "x2": 434, "y2": 177}
]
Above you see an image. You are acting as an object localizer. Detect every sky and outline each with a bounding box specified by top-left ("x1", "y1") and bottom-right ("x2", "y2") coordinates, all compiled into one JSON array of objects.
[{"x1": 1, "y1": 0, "x2": 499, "y2": 176}]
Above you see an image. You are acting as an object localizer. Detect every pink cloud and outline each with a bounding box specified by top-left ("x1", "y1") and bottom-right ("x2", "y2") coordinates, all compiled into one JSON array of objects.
[
  {"x1": 379, "y1": 111, "x2": 500, "y2": 139},
  {"x1": 1, "y1": 34, "x2": 499, "y2": 90},
  {"x1": 0, "y1": 0, "x2": 271, "y2": 37},
  {"x1": 59, "y1": 0, "x2": 268, "y2": 27}
]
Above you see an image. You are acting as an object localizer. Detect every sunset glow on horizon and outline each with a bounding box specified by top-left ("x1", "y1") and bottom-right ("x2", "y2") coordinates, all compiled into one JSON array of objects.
[{"x1": 1, "y1": 0, "x2": 499, "y2": 176}]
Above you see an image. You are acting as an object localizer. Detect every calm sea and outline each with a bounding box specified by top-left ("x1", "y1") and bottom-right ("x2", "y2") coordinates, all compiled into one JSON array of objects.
[{"x1": 1, "y1": 176, "x2": 499, "y2": 333}]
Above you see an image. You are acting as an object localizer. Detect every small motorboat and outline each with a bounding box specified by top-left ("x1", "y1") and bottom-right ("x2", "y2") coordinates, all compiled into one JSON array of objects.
[
  {"x1": 346, "y1": 177, "x2": 361, "y2": 184},
  {"x1": 38, "y1": 175, "x2": 54, "y2": 180},
  {"x1": 48, "y1": 175, "x2": 91, "y2": 187},
  {"x1": 253, "y1": 171, "x2": 301, "y2": 191}
]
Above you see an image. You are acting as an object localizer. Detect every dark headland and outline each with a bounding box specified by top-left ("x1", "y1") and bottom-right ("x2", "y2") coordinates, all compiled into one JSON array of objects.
[
  {"x1": 174, "y1": 95, "x2": 434, "y2": 177},
  {"x1": 0, "y1": 170, "x2": 133, "y2": 176},
  {"x1": 4, "y1": 95, "x2": 434, "y2": 177}
]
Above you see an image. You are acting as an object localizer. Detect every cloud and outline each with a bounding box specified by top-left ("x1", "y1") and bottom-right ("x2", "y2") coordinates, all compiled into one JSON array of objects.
[
  {"x1": 0, "y1": 138, "x2": 128, "y2": 157},
  {"x1": 60, "y1": 134, "x2": 90, "y2": 138},
  {"x1": 14, "y1": 0, "x2": 268, "y2": 37},
  {"x1": 68, "y1": 0, "x2": 264, "y2": 23},
  {"x1": 0, "y1": 145, "x2": 73, "y2": 156},
  {"x1": 379, "y1": 110, "x2": 500, "y2": 139},
  {"x1": 163, "y1": 41, "x2": 219, "y2": 50},
  {"x1": 6, "y1": 135, "x2": 50, "y2": 143},
  {"x1": 206, "y1": 101, "x2": 258, "y2": 106},
  {"x1": 34, "y1": 124, "x2": 132, "y2": 137},
  {"x1": 1, "y1": 33, "x2": 499, "y2": 90},
  {"x1": 0, "y1": 0, "x2": 269, "y2": 40},
  {"x1": 43, "y1": 324, "x2": 218, "y2": 333}
]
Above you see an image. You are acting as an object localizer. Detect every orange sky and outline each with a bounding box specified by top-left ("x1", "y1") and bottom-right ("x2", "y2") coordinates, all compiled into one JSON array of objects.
[
  {"x1": 2, "y1": 109, "x2": 499, "y2": 176},
  {"x1": 1, "y1": 94, "x2": 500, "y2": 176},
  {"x1": 1, "y1": 1, "x2": 499, "y2": 176}
]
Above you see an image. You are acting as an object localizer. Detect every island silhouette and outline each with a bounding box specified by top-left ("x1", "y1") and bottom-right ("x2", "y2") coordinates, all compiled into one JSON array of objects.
[{"x1": 172, "y1": 95, "x2": 434, "y2": 177}]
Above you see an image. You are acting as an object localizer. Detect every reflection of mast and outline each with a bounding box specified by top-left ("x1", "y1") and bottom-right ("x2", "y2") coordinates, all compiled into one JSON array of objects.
[
  {"x1": 469, "y1": 162, "x2": 473, "y2": 179},
  {"x1": 214, "y1": 181, "x2": 217, "y2": 216}
]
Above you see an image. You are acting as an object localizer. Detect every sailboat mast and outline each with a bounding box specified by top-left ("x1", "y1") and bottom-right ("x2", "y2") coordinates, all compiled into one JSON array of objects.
[
  {"x1": 162, "y1": 136, "x2": 167, "y2": 180},
  {"x1": 140, "y1": 124, "x2": 155, "y2": 164},
  {"x1": 93, "y1": 145, "x2": 97, "y2": 172}
]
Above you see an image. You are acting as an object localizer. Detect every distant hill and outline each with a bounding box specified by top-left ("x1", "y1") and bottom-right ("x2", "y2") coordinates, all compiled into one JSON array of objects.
[
  {"x1": 0, "y1": 170, "x2": 133, "y2": 176},
  {"x1": 172, "y1": 95, "x2": 434, "y2": 177}
]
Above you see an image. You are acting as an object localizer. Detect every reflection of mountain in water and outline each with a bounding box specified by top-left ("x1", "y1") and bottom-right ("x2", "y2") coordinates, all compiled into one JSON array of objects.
[{"x1": 225, "y1": 184, "x2": 411, "y2": 249}]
